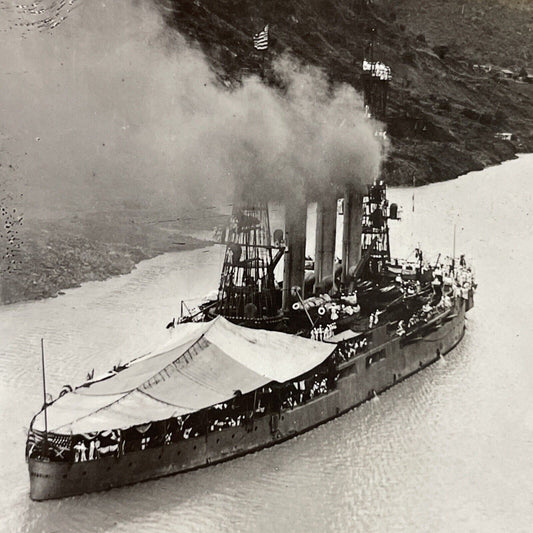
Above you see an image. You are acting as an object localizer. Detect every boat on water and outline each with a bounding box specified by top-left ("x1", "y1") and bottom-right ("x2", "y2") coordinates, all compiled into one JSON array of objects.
[
  {"x1": 26, "y1": 179, "x2": 476, "y2": 500},
  {"x1": 25, "y1": 54, "x2": 476, "y2": 501}
]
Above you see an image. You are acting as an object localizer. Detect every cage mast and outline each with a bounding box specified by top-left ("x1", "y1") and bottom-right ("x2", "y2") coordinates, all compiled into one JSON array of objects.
[{"x1": 215, "y1": 202, "x2": 282, "y2": 322}]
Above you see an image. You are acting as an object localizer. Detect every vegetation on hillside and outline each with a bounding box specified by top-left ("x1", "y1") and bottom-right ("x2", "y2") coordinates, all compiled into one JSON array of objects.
[
  {"x1": 157, "y1": 0, "x2": 533, "y2": 184},
  {"x1": 384, "y1": 0, "x2": 532, "y2": 69}
]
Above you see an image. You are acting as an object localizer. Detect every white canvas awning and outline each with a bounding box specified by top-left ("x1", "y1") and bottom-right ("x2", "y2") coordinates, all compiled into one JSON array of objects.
[{"x1": 33, "y1": 317, "x2": 335, "y2": 434}]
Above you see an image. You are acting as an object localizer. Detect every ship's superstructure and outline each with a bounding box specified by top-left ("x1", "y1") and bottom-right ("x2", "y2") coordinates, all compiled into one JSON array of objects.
[{"x1": 25, "y1": 53, "x2": 476, "y2": 501}]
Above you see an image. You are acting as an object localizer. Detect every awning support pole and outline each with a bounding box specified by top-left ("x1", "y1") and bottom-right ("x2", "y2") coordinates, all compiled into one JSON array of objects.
[{"x1": 41, "y1": 338, "x2": 49, "y2": 456}]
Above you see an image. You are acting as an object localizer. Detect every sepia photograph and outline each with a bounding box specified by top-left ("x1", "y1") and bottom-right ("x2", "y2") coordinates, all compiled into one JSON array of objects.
[{"x1": 1, "y1": 0, "x2": 532, "y2": 531}]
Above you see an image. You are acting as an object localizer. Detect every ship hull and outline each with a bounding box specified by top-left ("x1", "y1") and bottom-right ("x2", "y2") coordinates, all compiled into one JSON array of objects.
[{"x1": 29, "y1": 300, "x2": 467, "y2": 501}]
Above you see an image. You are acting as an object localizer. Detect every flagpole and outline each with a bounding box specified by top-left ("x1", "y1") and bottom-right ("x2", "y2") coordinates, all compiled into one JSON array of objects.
[
  {"x1": 41, "y1": 338, "x2": 49, "y2": 456},
  {"x1": 253, "y1": 24, "x2": 269, "y2": 79},
  {"x1": 452, "y1": 223, "x2": 456, "y2": 274},
  {"x1": 412, "y1": 172, "x2": 415, "y2": 212}
]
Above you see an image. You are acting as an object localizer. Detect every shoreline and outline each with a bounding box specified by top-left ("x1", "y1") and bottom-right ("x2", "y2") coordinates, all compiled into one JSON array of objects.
[
  {"x1": 0, "y1": 215, "x2": 217, "y2": 306},
  {"x1": 390, "y1": 150, "x2": 526, "y2": 188}
]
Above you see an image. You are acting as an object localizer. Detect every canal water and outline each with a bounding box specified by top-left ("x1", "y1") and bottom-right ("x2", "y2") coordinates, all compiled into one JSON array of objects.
[{"x1": 1, "y1": 155, "x2": 532, "y2": 532}]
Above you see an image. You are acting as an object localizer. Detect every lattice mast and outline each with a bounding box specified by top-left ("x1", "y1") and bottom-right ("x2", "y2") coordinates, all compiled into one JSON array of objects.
[
  {"x1": 215, "y1": 202, "x2": 281, "y2": 321},
  {"x1": 358, "y1": 31, "x2": 392, "y2": 279},
  {"x1": 361, "y1": 182, "x2": 391, "y2": 278}
]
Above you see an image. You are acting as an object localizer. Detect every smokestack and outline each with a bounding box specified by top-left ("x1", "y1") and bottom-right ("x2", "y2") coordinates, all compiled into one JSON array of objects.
[
  {"x1": 341, "y1": 185, "x2": 363, "y2": 289},
  {"x1": 314, "y1": 195, "x2": 337, "y2": 294},
  {"x1": 282, "y1": 200, "x2": 307, "y2": 311}
]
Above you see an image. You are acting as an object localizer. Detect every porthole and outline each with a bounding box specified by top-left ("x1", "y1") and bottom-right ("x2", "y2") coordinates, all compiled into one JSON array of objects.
[{"x1": 193, "y1": 445, "x2": 197, "y2": 450}]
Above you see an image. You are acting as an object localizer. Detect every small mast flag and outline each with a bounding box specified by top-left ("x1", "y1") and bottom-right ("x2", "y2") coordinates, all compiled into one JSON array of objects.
[{"x1": 253, "y1": 24, "x2": 269, "y2": 50}]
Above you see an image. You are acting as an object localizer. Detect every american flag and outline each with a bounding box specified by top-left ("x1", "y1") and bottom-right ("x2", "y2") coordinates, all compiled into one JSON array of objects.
[{"x1": 253, "y1": 24, "x2": 269, "y2": 50}]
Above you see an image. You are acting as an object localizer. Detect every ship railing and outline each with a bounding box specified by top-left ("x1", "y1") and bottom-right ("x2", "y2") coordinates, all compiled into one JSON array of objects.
[
  {"x1": 398, "y1": 306, "x2": 454, "y2": 345},
  {"x1": 26, "y1": 428, "x2": 73, "y2": 462},
  {"x1": 279, "y1": 369, "x2": 334, "y2": 410},
  {"x1": 333, "y1": 335, "x2": 369, "y2": 364},
  {"x1": 27, "y1": 358, "x2": 340, "y2": 463}
]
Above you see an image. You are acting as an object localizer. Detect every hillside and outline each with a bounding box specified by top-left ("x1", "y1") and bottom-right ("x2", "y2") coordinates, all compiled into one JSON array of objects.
[
  {"x1": 157, "y1": 0, "x2": 533, "y2": 185},
  {"x1": 386, "y1": 0, "x2": 533, "y2": 69}
]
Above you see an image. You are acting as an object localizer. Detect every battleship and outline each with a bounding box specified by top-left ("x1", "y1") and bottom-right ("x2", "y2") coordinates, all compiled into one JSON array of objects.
[{"x1": 26, "y1": 57, "x2": 475, "y2": 501}]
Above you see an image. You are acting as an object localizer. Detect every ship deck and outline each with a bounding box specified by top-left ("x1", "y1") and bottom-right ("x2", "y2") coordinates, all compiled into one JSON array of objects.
[{"x1": 28, "y1": 298, "x2": 468, "y2": 500}]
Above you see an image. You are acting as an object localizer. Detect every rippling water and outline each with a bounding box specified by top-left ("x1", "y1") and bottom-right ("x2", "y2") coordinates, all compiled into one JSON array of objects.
[{"x1": 1, "y1": 155, "x2": 533, "y2": 533}]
